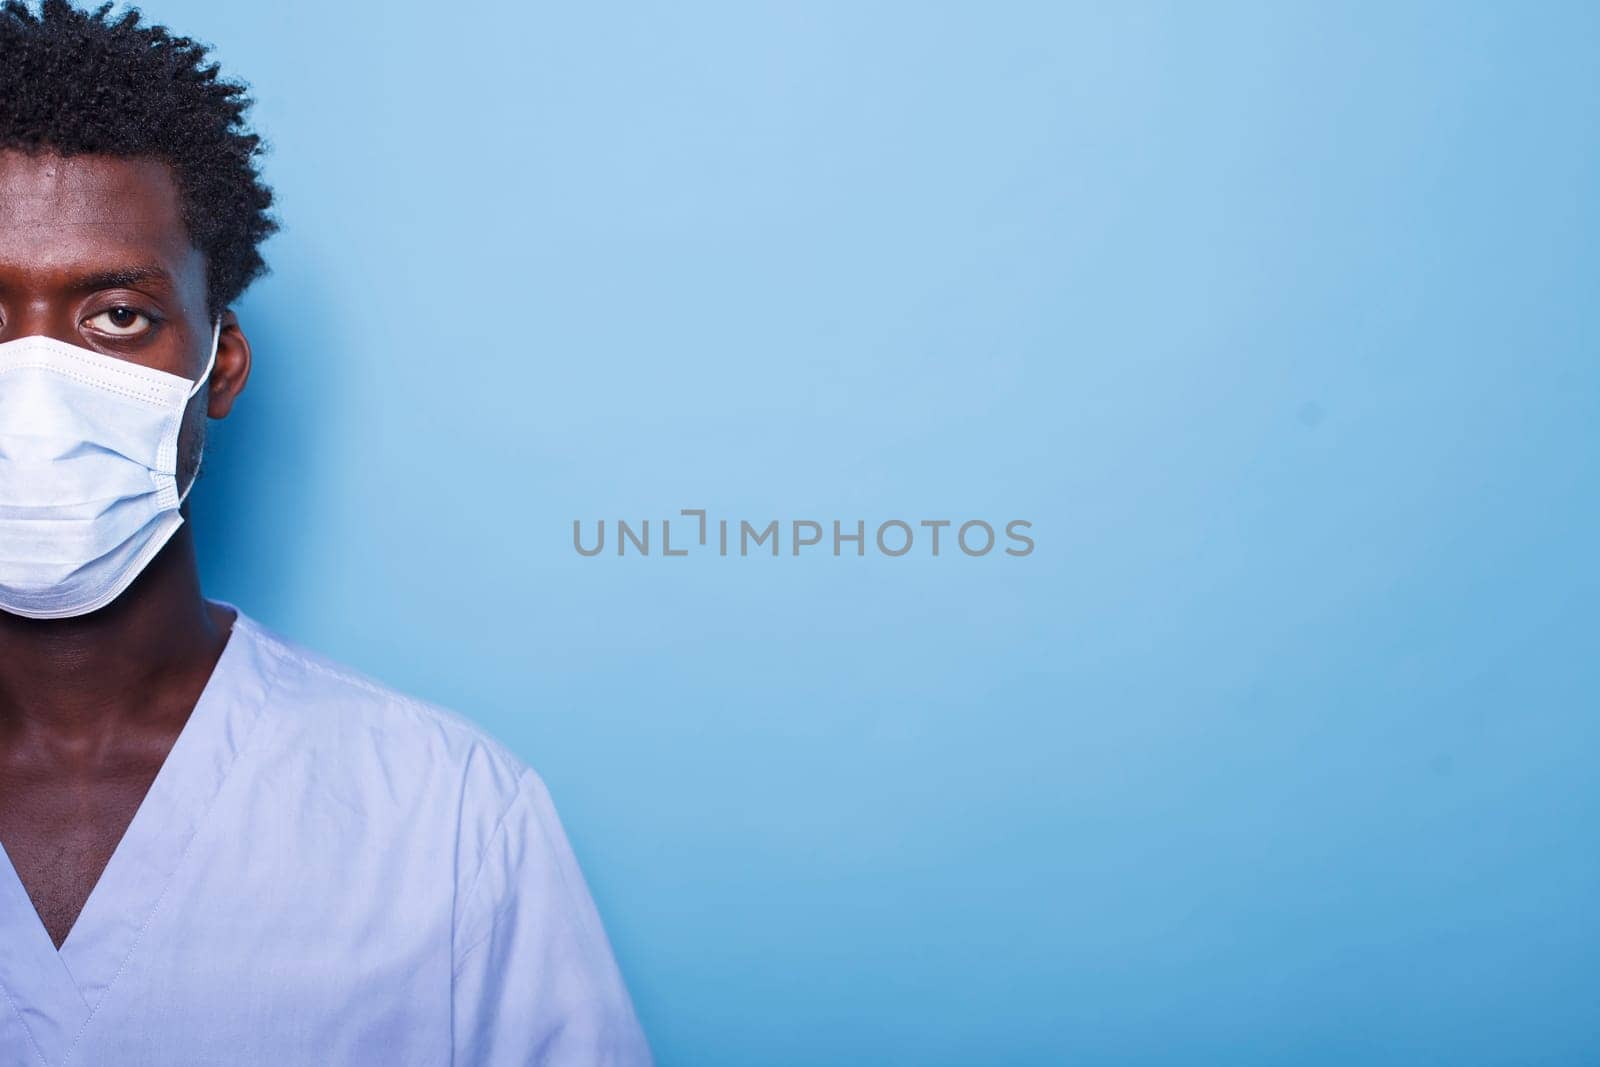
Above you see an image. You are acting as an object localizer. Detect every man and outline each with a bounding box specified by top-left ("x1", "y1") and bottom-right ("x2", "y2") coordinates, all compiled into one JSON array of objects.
[{"x1": 0, "y1": 2, "x2": 650, "y2": 1063}]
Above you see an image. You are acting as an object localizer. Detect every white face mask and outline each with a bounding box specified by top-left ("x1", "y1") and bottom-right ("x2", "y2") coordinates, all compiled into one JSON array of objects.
[{"x1": 0, "y1": 324, "x2": 219, "y2": 620}]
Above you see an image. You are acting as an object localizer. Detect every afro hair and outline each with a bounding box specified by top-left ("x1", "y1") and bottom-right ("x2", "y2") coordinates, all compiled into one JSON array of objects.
[{"x1": 0, "y1": 0, "x2": 277, "y2": 313}]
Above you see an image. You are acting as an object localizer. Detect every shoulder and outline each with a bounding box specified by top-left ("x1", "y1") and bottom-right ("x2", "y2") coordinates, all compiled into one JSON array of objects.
[
  {"x1": 233, "y1": 609, "x2": 521, "y2": 767},
  {"x1": 222, "y1": 610, "x2": 647, "y2": 1057},
  {"x1": 225, "y1": 607, "x2": 550, "y2": 883}
]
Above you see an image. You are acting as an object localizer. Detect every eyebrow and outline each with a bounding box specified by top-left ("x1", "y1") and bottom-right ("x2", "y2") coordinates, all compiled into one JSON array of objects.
[{"x1": 67, "y1": 266, "x2": 174, "y2": 292}]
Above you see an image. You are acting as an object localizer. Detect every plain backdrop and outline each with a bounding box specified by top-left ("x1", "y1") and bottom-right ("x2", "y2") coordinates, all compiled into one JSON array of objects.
[{"x1": 126, "y1": 0, "x2": 1600, "y2": 1062}]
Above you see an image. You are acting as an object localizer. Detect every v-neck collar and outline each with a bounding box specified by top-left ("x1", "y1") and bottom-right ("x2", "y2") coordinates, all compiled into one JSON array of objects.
[{"x1": 0, "y1": 602, "x2": 279, "y2": 1067}]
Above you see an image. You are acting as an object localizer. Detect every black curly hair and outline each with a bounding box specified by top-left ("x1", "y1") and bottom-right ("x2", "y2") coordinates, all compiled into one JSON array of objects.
[{"x1": 0, "y1": 0, "x2": 276, "y2": 314}]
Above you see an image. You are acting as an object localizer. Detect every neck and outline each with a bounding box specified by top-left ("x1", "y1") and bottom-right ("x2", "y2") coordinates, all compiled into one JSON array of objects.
[{"x1": 0, "y1": 523, "x2": 230, "y2": 740}]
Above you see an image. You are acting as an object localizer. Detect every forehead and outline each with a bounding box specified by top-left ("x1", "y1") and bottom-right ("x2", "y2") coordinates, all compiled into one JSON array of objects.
[{"x1": 0, "y1": 150, "x2": 203, "y2": 289}]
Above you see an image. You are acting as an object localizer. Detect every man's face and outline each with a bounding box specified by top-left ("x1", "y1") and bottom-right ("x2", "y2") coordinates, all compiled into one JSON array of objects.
[{"x1": 0, "y1": 149, "x2": 248, "y2": 486}]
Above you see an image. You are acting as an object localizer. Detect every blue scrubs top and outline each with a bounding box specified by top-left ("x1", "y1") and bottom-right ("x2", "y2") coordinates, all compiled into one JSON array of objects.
[{"x1": 0, "y1": 605, "x2": 651, "y2": 1066}]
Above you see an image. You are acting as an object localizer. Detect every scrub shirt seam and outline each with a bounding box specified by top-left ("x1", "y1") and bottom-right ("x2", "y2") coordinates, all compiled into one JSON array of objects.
[
  {"x1": 454, "y1": 773, "x2": 617, "y2": 1027},
  {"x1": 451, "y1": 769, "x2": 535, "y2": 977},
  {"x1": 58, "y1": 628, "x2": 287, "y2": 1067}
]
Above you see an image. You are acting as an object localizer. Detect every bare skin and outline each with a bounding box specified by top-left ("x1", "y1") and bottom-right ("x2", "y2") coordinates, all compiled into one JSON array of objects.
[{"x1": 0, "y1": 149, "x2": 253, "y2": 948}]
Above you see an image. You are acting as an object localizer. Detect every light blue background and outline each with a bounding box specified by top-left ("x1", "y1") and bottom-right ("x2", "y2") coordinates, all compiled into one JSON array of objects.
[{"x1": 141, "y1": 0, "x2": 1600, "y2": 1062}]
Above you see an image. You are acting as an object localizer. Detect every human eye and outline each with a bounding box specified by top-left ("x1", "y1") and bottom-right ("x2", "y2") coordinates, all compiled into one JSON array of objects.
[{"x1": 83, "y1": 305, "x2": 156, "y2": 338}]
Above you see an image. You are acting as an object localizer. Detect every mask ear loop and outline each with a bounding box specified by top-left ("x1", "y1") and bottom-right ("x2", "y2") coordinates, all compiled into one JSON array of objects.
[{"x1": 178, "y1": 320, "x2": 222, "y2": 505}]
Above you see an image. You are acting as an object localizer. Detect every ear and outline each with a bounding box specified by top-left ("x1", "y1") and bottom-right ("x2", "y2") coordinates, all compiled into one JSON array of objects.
[{"x1": 206, "y1": 309, "x2": 252, "y2": 419}]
